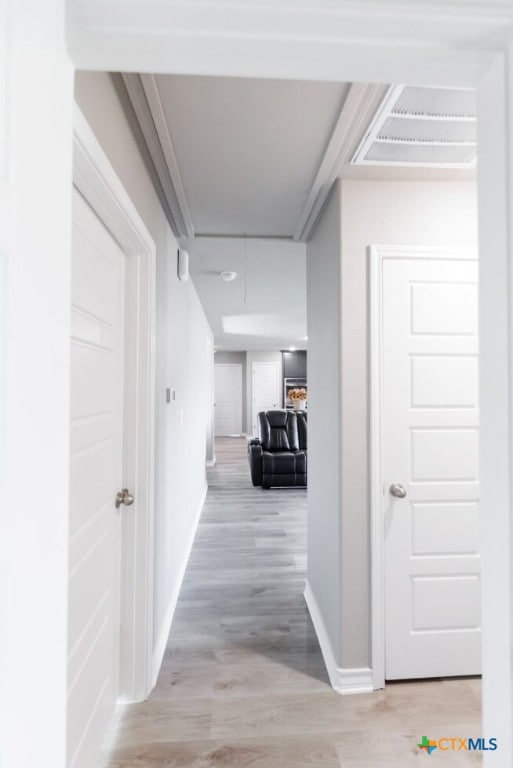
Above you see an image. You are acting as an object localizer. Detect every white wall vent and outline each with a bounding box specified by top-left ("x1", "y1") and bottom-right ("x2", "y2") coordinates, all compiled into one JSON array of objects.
[{"x1": 351, "y1": 85, "x2": 476, "y2": 169}]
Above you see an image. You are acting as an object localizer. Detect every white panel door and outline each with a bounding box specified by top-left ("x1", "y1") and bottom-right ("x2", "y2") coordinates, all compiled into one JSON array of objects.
[
  {"x1": 383, "y1": 256, "x2": 480, "y2": 680},
  {"x1": 68, "y1": 189, "x2": 125, "y2": 767},
  {"x1": 214, "y1": 364, "x2": 243, "y2": 435},
  {"x1": 252, "y1": 361, "x2": 281, "y2": 435}
]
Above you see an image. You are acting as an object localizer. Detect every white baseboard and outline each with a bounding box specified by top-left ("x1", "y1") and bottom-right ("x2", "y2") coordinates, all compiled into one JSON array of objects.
[
  {"x1": 206, "y1": 457, "x2": 216, "y2": 467},
  {"x1": 151, "y1": 482, "x2": 207, "y2": 687},
  {"x1": 304, "y1": 580, "x2": 374, "y2": 695},
  {"x1": 338, "y1": 667, "x2": 374, "y2": 694}
]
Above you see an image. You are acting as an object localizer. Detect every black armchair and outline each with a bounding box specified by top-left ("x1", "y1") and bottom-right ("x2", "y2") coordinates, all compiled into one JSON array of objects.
[{"x1": 248, "y1": 410, "x2": 307, "y2": 488}]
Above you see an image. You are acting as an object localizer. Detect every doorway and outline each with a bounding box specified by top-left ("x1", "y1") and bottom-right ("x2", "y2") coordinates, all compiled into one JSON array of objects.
[
  {"x1": 214, "y1": 363, "x2": 243, "y2": 435},
  {"x1": 370, "y1": 245, "x2": 480, "y2": 685},
  {"x1": 69, "y1": 108, "x2": 157, "y2": 766},
  {"x1": 252, "y1": 361, "x2": 281, "y2": 435},
  {"x1": 68, "y1": 186, "x2": 127, "y2": 766},
  {"x1": 6, "y1": 4, "x2": 513, "y2": 766}
]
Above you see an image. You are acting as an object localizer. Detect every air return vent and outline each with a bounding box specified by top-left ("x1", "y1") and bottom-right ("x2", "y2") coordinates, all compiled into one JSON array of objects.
[{"x1": 352, "y1": 85, "x2": 476, "y2": 169}]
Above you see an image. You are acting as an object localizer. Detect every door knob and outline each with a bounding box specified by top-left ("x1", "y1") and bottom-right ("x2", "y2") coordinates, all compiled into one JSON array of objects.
[
  {"x1": 115, "y1": 488, "x2": 134, "y2": 509},
  {"x1": 389, "y1": 483, "x2": 407, "y2": 499}
]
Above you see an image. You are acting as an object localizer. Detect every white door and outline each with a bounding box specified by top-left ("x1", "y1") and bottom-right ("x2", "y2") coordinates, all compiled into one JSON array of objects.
[
  {"x1": 383, "y1": 255, "x2": 480, "y2": 680},
  {"x1": 252, "y1": 361, "x2": 281, "y2": 435},
  {"x1": 68, "y1": 189, "x2": 126, "y2": 766},
  {"x1": 214, "y1": 364, "x2": 243, "y2": 435}
]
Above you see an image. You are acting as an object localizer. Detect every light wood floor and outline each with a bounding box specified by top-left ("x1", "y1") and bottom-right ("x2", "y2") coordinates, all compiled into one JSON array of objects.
[{"x1": 104, "y1": 437, "x2": 482, "y2": 767}]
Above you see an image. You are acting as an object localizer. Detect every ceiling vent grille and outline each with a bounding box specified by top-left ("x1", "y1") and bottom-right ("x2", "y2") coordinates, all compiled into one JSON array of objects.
[{"x1": 352, "y1": 85, "x2": 476, "y2": 169}]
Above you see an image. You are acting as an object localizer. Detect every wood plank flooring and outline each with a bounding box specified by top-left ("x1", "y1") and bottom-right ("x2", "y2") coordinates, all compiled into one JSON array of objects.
[{"x1": 104, "y1": 437, "x2": 482, "y2": 767}]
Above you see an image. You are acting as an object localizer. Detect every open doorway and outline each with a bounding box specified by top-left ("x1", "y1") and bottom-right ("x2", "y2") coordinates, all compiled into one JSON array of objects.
[
  {"x1": 73, "y1": 68, "x2": 484, "y2": 764},
  {"x1": 370, "y1": 245, "x2": 480, "y2": 685},
  {"x1": 8, "y1": 3, "x2": 513, "y2": 767}
]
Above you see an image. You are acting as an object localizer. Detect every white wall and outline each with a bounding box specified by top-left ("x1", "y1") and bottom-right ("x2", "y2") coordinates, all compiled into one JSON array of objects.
[
  {"x1": 305, "y1": 182, "x2": 343, "y2": 670},
  {"x1": 307, "y1": 178, "x2": 478, "y2": 681},
  {"x1": 0, "y1": 3, "x2": 73, "y2": 766},
  {"x1": 246, "y1": 350, "x2": 283, "y2": 437},
  {"x1": 74, "y1": 72, "x2": 213, "y2": 675}
]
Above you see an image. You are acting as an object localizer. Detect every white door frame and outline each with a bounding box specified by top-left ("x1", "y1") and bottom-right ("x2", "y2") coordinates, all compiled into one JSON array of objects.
[
  {"x1": 73, "y1": 104, "x2": 156, "y2": 702},
  {"x1": 6, "y1": 3, "x2": 513, "y2": 765},
  {"x1": 369, "y1": 244, "x2": 479, "y2": 691}
]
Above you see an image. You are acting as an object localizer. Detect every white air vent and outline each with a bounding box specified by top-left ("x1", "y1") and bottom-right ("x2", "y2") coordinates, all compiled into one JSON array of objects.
[{"x1": 352, "y1": 85, "x2": 476, "y2": 169}]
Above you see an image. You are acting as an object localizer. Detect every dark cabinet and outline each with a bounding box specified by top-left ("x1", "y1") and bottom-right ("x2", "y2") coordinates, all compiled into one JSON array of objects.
[{"x1": 282, "y1": 350, "x2": 307, "y2": 379}]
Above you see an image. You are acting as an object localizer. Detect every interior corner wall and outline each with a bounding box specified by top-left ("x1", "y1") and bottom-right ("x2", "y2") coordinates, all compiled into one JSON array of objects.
[
  {"x1": 339, "y1": 178, "x2": 479, "y2": 671},
  {"x1": 306, "y1": 180, "x2": 343, "y2": 667},
  {"x1": 73, "y1": 72, "x2": 213, "y2": 675}
]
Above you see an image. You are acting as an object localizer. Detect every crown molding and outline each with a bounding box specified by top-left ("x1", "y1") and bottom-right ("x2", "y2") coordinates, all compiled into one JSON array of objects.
[
  {"x1": 139, "y1": 74, "x2": 194, "y2": 237},
  {"x1": 121, "y1": 73, "x2": 194, "y2": 239},
  {"x1": 294, "y1": 83, "x2": 387, "y2": 242},
  {"x1": 120, "y1": 73, "x2": 386, "y2": 245}
]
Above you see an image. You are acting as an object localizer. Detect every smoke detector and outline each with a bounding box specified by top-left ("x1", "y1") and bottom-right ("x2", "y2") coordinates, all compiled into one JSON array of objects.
[{"x1": 220, "y1": 271, "x2": 237, "y2": 282}]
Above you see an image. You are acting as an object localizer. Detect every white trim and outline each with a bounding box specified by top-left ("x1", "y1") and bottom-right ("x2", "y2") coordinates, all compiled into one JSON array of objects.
[
  {"x1": 151, "y1": 482, "x2": 207, "y2": 687},
  {"x1": 338, "y1": 668, "x2": 374, "y2": 696},
  {"x1": 66, "y1": 2, "x2": 505, "y2": 89},
  {"x1": 477, "y1": 55, "x2": 513, "y2": 762},
  {"x1": 368, "y1": 243, "x2": 479, "y2": 691},
  {"x1": 139, "y1": 74, "x2": 194, "y2": 237},
  {"x1": 294, "y1": 83, "x2": 386, "y2": 242},
  {"x1": 206, "y1": 457, "x2": 217, "y2": 467},
  {"x1": 73, "y1": 103, "x2": 157, "y2": 703},
  {"x1": 304, "y1": 581, "x2": 373, "y2": 695},
  {"x1": 119, "y1": 73, "x2": 193, "y2": 239}
]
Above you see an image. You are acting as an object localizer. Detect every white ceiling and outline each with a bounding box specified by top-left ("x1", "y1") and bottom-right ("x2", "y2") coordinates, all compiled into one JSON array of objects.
[
  {"x1": 154, "y1": 75, "x2": 350, "y2": 238},
  {"x1": 119, "y1": 73, "x2": 476, "y2": 350},
  {"x1": 182, "y1": 237, "x2": 306, "y2": 351}
]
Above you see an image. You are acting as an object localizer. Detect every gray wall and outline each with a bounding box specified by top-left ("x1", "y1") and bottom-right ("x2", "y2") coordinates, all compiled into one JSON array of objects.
[
  {"x1": 307, "y1": 177, "x2": 478, "y2": 674},
  {"x1": 215, "y1": 351, "x2": 247, "y2": 433},
  {"x1": 214, "y1": 349, "x2": 285, "y2": 438},
  {"x1": 306, "y1": 181, "x2": 343, "y2": 664},
  {"x1": 339, "y1": 178, "x2": 478, "y2": 669},
  {"x1": 74, "y1": 72, "x2": 214, "y2": 659}
]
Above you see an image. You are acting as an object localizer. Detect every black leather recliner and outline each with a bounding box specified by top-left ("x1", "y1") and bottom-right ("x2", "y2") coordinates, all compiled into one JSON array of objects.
[{"x1": 248, "y1": 410, "x2": 307, "y2": 488}]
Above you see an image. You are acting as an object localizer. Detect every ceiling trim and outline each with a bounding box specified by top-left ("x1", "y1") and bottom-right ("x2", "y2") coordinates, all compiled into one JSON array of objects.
[
  {"x1": 121, "y1": 73, "x2": 194, "y2": 238},
  {"x1": 193, "y1": 233, "x2": 294, "y2": 240},
  {"x1": 139, "y1": 74, "x2": 194, "y2": 237},
  {"x1": 294, "y1": 83, "x2": 387, "y2": 242}
]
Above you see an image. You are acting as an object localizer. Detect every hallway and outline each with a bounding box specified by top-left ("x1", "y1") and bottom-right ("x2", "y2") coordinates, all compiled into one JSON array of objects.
[{"x1": 104, "y1": 437, "x2": 481, "y2": 767}]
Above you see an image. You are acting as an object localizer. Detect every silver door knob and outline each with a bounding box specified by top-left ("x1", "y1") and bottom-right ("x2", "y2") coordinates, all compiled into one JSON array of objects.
[
  {"x1": 115, "y1": 488, "x2": 134, "y2": 509},
  {"x1": 389, "y1": 483, "x2": 407, "y2": 499}
]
